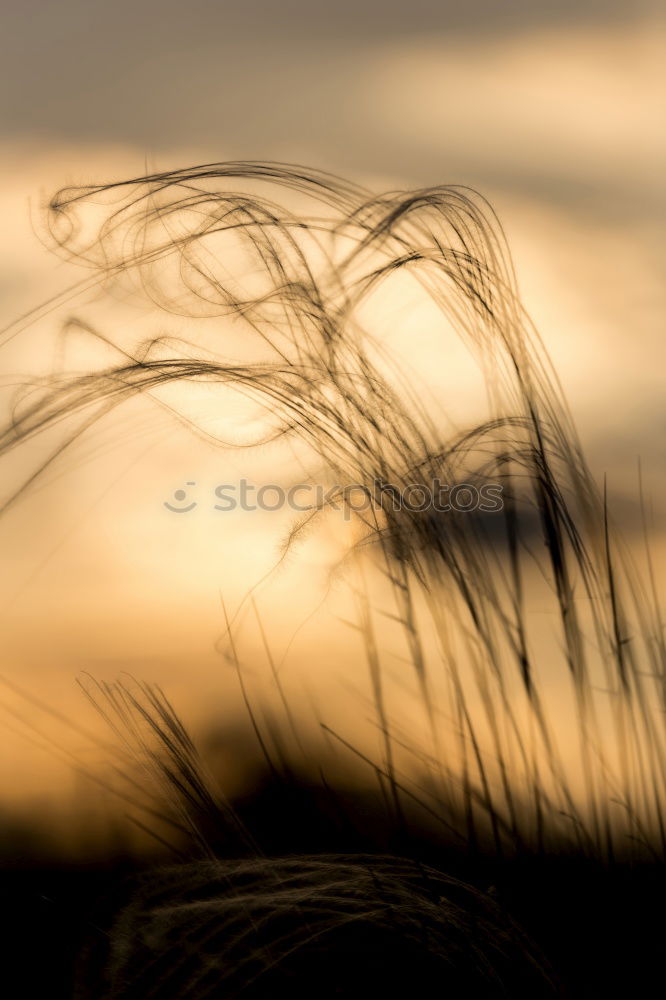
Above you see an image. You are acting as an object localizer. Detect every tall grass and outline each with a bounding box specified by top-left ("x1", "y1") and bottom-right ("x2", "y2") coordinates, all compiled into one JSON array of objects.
[{"x1": 1, "y1": 161, "x2": 664, "y2": 864}]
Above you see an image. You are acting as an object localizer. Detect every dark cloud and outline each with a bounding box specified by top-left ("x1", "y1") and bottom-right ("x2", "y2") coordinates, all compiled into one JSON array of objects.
[
  {"x1": 3, "y1": 0, "x2": 641, "y2": 47},
  {"x1": 0, "y1": 0, "x2": 661, "y2": 228},
  {"x1": 0, "y1": 0, "x2": 652, "y2": 142}
]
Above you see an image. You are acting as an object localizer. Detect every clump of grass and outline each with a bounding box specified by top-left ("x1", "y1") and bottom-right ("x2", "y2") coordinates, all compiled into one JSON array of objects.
[
  {"x1": 78, "y1": 854, "x2": 558, "y2": 998},
  {"x1": 1, "y1": 161, "x2": 664, "y2": 863}
]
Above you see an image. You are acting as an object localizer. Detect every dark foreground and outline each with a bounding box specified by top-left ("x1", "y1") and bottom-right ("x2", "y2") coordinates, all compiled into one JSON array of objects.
[{"x1": 2, "y1": 779, "x2": 664, "y2": 998}]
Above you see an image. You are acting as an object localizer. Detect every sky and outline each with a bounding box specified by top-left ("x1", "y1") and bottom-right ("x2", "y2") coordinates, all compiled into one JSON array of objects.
[
  {"x1": 0, "y1": 0, "x2": 664, "y2": 840},
  {"x1": 0, "y1": 1, "x2": 662, "y2": 203}
]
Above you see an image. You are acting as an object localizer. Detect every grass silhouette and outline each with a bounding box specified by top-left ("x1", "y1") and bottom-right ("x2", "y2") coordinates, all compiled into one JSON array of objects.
[{"x1": 1, "y1": 161, "x2": 664, "y2": 995}]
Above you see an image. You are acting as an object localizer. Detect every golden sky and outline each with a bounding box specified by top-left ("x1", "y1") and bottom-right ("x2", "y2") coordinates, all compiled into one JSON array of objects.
[{"x1": 0, "y1": 1, "x2": 664, "y2": 847}]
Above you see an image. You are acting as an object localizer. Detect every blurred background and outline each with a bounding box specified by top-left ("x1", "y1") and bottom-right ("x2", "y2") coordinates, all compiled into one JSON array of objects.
[{"x1": 0, "y1": 0, "x2": 664, "y2": 857}]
